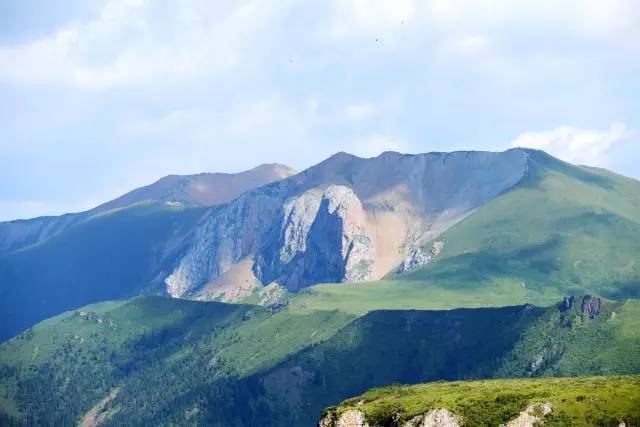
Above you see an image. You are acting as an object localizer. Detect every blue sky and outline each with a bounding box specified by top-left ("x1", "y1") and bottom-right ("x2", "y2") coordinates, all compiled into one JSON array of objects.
[{"x1": 0, "y1": 0, "x2": 638, "y2": 220}]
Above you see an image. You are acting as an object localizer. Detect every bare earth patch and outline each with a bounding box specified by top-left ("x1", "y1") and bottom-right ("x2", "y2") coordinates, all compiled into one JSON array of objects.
[{"x1": 79, "y1": 388, "x2": 119, "y2": 427}]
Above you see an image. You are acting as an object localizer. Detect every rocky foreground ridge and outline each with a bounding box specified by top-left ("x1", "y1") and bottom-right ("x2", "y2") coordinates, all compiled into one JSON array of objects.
[{"x1": 318, "y1": 376, "x2": 639, "y2": 427}]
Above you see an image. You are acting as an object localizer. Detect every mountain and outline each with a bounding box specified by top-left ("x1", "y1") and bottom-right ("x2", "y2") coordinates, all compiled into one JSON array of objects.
[
  {"x1": 0, "y1": 163, "x2": 296, "y2": 255},
  {"x1": 165, "y1": 149, "x2": 529, "y2": 297},
  {"x1": 288, "y1": 149, "x2": 640, "y2": 315},
  {"x1": 1, "y1": 148, "x2": 639, "y2": 425},
  {"x1": 2, "y1": 149, "x2": 640, "y2": 342},
  {"x1": 0, "y1": 202, "x2": 204, "y2": 341},
  {"x1": 319, "y1": 375, "x2": 640, "y2": 426},
  {"x1": 0, "y1": 164, "x2": 296, "y2": 341},
  {"x1": 94, "y1": 163, "x2": 297, "y2": 211},
  {"x1": 0, "y1": 295, "x2": 638, "y2": 425},
  {"x1": 158, "y1": 148, "x2": 640, "y2": 302}
]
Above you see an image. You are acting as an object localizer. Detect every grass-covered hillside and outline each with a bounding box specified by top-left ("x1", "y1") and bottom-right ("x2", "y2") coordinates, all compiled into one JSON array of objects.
[
  {"x1": 1, "y1": 295, "x2": 638, "y2": 426},
  {"x1": 320, "y1": 375, "x2": 640, "y2": 426},
  {"x1": 406, "y1": 150, "x2": 640, "y2": 299},
  {"x1": 295, "y1": 150, "x2": 640, "y2": 315},
  {"x1": 0, "y1": 202, "x2": 205, "y2": 341}
]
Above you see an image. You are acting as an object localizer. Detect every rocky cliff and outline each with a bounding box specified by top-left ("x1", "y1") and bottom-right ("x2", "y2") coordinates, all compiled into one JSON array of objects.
[{"x1": 165, "y1": 149, "x2": 530, "y2": 297}]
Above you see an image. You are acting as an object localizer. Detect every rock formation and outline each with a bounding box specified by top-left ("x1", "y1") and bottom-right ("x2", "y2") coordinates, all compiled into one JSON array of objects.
[
  {"x1": 319, "y1": 409, "x2": 368, "y2": 427},
  {"x1": 581, "y1": 295, "x2": 603, "y2": 319},
  {"x1": 502, "y1": 402, "x2": 552, "y2": 427},
  {"x1": 405, "y1": 409, "x2": 461, "y2": 427},
  {"x1": 165, "y1": 149, "x2": 531, "y2": 297}
]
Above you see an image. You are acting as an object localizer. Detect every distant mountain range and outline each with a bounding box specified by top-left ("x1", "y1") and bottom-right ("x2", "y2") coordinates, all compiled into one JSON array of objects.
[
  {"x1": 97, "y1": 163, "x2": 297, "y2": 212},
  {"x1": 0, "y1": 163, "x2": 296, "y2": 254},
  {"x1": 1, "y1": 148, "x2": 639, "y2": 426},
  {"x1": 1, "y1": 148, "x2": 640, "y2": 341}
]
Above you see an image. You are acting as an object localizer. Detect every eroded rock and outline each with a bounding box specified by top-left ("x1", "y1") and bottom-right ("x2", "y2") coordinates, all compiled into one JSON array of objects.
[
  {"x1": 404, "y1": 408, "x2": 461, "y2": 427},
  {"x1": 334, "y1": 410, "x2": 369, "y2": 427},
  {"x1": 581, "y1": 296, "x2": 602, "y2": 319},
  {"x1": 255, "y1": 185, "x2": 375, "y2": 290},
  {"x1": 397, "y1": 240, "x2": 444, "y2": 273},
  {"x1": 165, "y1": 149, "x2": 530, "y2": 296},
  {"x1": 502, "y1": 402, "x2": 552, "y2": 427}
]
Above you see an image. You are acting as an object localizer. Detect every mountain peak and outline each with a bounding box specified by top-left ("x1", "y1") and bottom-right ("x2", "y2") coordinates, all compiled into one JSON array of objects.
[{"x1": 94, "y1": 163, "x2": 297, "y2": 212}]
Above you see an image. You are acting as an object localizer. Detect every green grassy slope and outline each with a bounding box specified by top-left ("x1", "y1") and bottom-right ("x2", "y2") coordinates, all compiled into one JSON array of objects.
[
  {"x1": 295, "y1": 150, "x2": 640, "y2": 314},
  {"x1": 0, "y1": 202, "x2": 205, "y2": 342},
  {"x1": 0, "y1": 296, "x2": 354, "y2": 426},
  {"x1": 260, "y1": 297, "x2": 640, "y2": 424},
  {"x1": 403, "y1": 150, "x2": 640, "y2": 299},
  {"x1": 1, "y1": 295, "x2": 638, "y2": 426},
  {"x1": 322, "y1": 375, "x2": 640, "y2": 426}
]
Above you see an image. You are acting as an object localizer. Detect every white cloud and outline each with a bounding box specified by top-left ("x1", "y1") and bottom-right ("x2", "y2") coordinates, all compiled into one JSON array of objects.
[
  {"x1": 118, "y1": 94, "x2": 324, "y2": 174},
  {"x1": 510, "y1": 123, "x2": 629, "y2": 166},
  {"x1": 343, "y1": 103, "x2": 379, "y2": 121},
  {"x1": 320, "y1": 0, "x2": 639, "y2": 40},
  {"x1": 2, "y1": 0, "x2": 637, "y2": 91},
  {"x1": 438, "y1": 34, "x2": 492, "y2": 58},
  {"x1": 318, "y1": 0, "x2": 640, "y2": 73},
  {"x1": 318, "y1": 0, "x2": 416, "y2": 44},
  {"x1": 0, "y1": 0, "x2": 287, "y2": 90}
]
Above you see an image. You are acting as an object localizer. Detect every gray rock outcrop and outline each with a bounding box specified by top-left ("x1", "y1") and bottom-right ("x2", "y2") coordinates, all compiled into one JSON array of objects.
[
  {"x1": 502, "y1": 402, "x2": 552, "y2": 427},
  {"x1": 254, "y1": 185, "x2": 374, "y2": 290},
  {"x1": 405, "y1": 409, "x2": 462, "y2": 427},
  {"x1": 581, "y1": 296, "x2": 603, "y2": 319},
  {"x1": 398, "y1": 240, "x2": 444, "y2": 273},
  {"x1": 319, "y1": 409, "x2": 369, "y2": 427}
]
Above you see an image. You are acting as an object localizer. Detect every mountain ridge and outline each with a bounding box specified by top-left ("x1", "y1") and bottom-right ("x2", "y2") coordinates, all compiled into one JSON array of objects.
[
  {"x1": 1, "y1": 148, "x2": 640, "y2": 341},
  {"x1": 1, "y1": 294, "x2": 638, "y2": 425},
  {"x1": 0, "y1": 163, "x2": 297, "y2": 254},
  {"x1": 166, "y1": 148, "x2": 531, "y2": 298}
]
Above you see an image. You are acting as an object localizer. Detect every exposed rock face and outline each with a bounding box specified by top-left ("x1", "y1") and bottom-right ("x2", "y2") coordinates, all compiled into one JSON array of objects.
[
  {"x1": 398, "y1": 240, "x2": 444, "y2": 273},
  {"x1": 165, "y1": 149, "x2": 531, "y2": 297},
  {"x1": 259, "y1": 283, "x2": 288, "y2": 306},
  {"x1": 581, "y1": 295, "x2": 603, "y2": 319},
  {"x1": 502, "y1": 402, "x2": 552, "y2": 427},
  {"x1": 277, "y1": 189, "x2": 324, "y2": 265},
  {"x1": 164, "y1": 185, "x2": 289, "y2": 297},
  {"x1": 79, "y1": 388, "x2": 120, "y2": 427},
  {"x1": 527, "y1": 344, "x2": 563, "y2": 375},
  {"x1": 404, "y1": 409, "x2": 461, "y2": 427},
  {"x1": 255, "y1": 185, "x2": 374, "y2": 290},
  {"x1": 319, "y1": 410, "x2": 369, "y2": 427}
]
